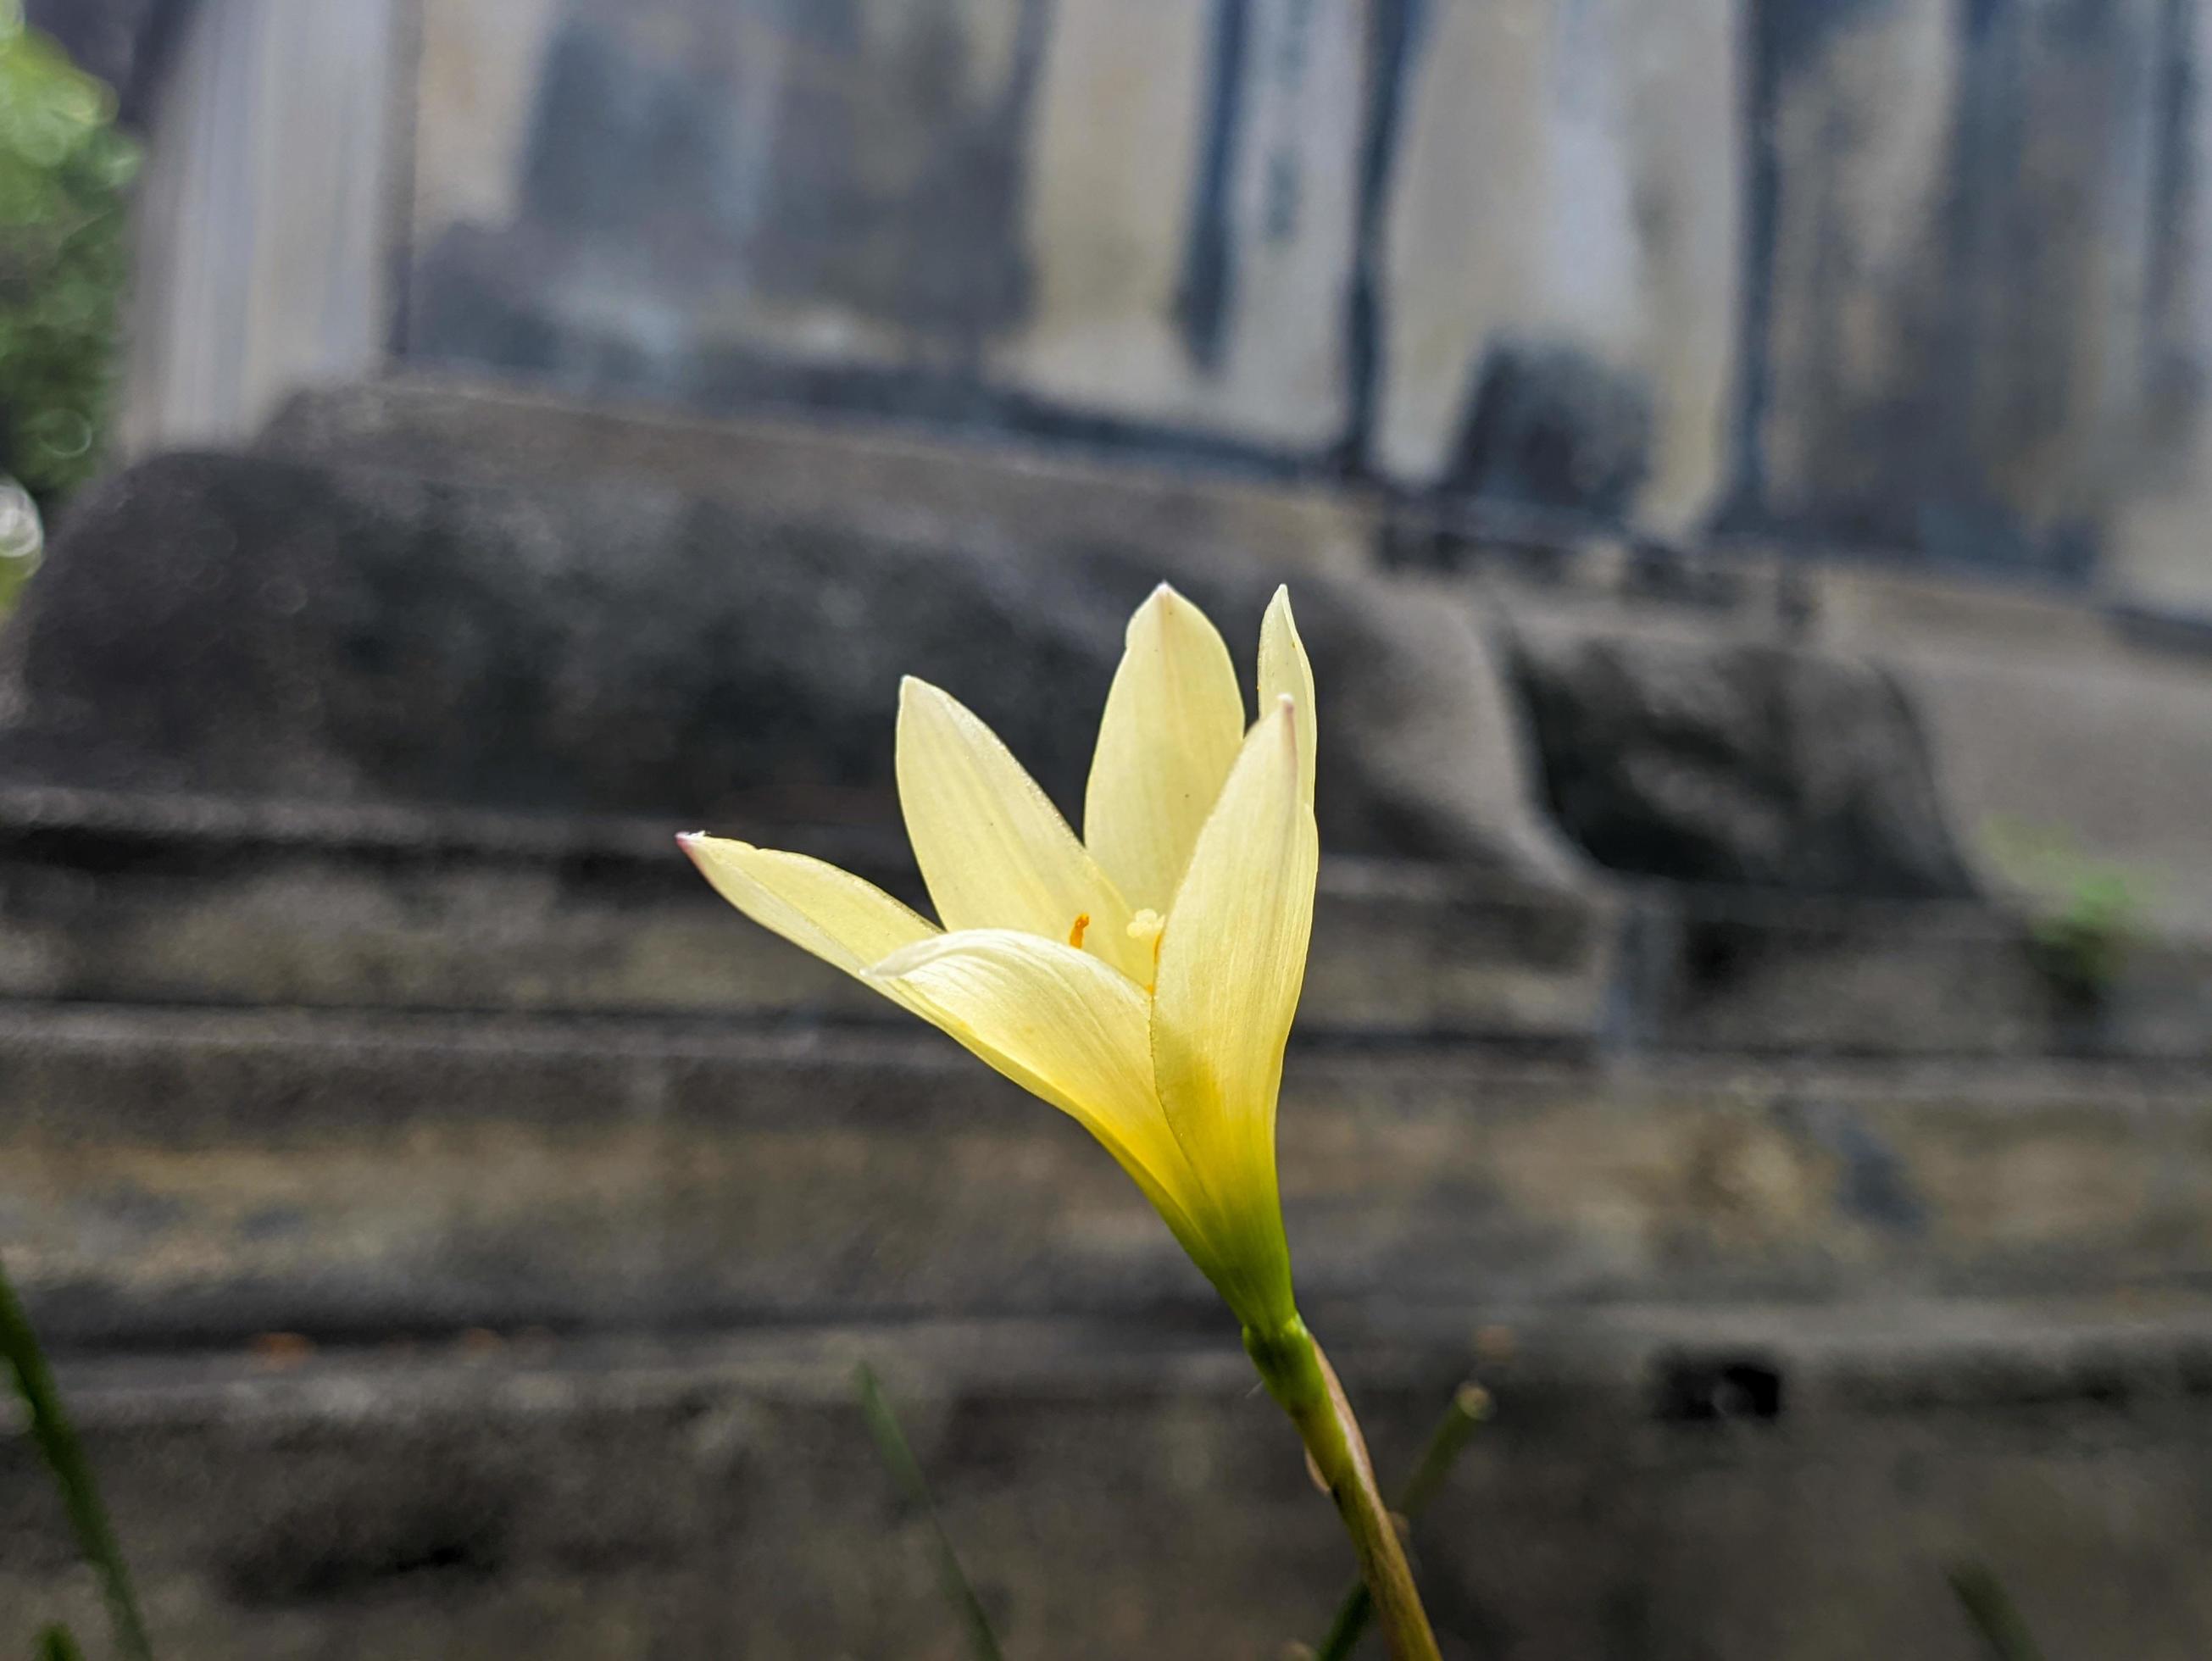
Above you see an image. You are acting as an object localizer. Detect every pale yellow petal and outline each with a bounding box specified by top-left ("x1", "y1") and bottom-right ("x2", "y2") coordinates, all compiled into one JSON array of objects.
[
  {"x1": 680, "y1": 834, "x2": 936, "y2": 980},
  {"x1": 869, "y1": 929, "x2": 1213, "y2": 1256},
  {"x1": 1258, "y1": 586, "x2": 1317, "y2": 805},
  {"x1": 1084, "y1": 583, "x2": 1246, "y2": 914},
  {"x1": 1149, "y1": 696, "x2": 1315, "y2": 1328},
  {"x1": 896, "y1": 678, "x2": 1148, "y2": 980}
]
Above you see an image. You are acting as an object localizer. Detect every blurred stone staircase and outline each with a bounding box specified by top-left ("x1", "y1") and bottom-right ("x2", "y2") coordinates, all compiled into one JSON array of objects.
[{"x1": 5, "y1": 381, "x2": 2212, "y2": 1658}]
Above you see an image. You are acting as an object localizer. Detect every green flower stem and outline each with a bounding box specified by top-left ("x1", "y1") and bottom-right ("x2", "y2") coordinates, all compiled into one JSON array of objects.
[
  {"x1": 1246, "y1": 1319, "x2": 1441, "y2": 1661},
  {"x1": 1314, "y1": 1381, "x2": 1490, "y2": 1661}
]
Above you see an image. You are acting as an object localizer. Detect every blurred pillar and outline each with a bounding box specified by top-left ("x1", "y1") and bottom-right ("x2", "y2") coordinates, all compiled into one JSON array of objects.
[
  {"x1": 1742, "y1": 0, "x2": 2172, "y2": 581},
  {"x1": 1369, "y1": 0, "x2": 1742, "y2": 536},
  {"x1": 117, "y1": 0, "x2": 404, "y2": 457},
  {"x1": 1000, "y1": 0, "x2": 1370, "y2": 453},
  {"x1": 1736, "y1": 0, "x2": 1961, "y2": 550},
  {"x1": 1942, "y1": 0, "x2": 2167, "y2": 575},
  {"x1": 2112, "y1": 0, "x2": 2212, "y2": 615}
]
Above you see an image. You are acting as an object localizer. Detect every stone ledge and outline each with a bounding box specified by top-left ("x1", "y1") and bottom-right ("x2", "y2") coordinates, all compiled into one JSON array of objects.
[
  {"x1": 8, "y1": 785, "x2": 2212, "y2": 1059},
  {"x1": 1626, "y1": 884, "x2": 2212, "y2": 1059},
  {"x1": 34, "y1": 1298, "x2": 2212, "y2": 1433},
  {"x1": 0, "y1": 785, "x2": 1609, "y2": 1039},
  {"x1": 6, "y1": 1003, "x2": 2211, "y2": 1348},
  {"x1": 6, "y1": 1304, "x2": 2211, "y2": 1659}
]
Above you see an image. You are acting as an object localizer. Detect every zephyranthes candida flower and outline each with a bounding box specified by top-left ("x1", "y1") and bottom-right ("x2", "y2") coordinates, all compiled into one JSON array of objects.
[
  {"x1": 681, "y1": 583, "x2": 1441, "y2": 1656},
  {"x1": 681, "y1": 583, "x2": 1317, "y2": 1336}
]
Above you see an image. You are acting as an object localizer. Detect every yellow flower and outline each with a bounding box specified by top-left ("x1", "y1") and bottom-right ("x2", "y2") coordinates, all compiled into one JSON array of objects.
[{"x1": 680, "y1": 583, "x2": 1319, "y2": 1337}]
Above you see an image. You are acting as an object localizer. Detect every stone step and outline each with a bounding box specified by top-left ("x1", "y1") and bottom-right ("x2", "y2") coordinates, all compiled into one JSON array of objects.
[
  {"x1": 7, "y1": 784, "x2": 2212, "y2": 1059},
  {"x1": 0, "y1": 784, "x2": 1609, "y2": 1042},
  {"x1": 4, "y1": 1303, "x2": 2209, "y2": 1658},
  {"x1": 6, "y1": 1002, "x2": 2212, "y2": 1348}
]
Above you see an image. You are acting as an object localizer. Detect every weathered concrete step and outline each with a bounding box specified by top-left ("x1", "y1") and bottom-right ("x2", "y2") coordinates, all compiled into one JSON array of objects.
[
  {"x1": 0, "y1": 784, "x2": 1608, "y2": 1040},
  {"x1": 6, "y1": 1303, "x2": 2211, "y2": 1658},
  {"x1": 8, "y1": 783, "x2": 2212, "y2": 1058},
  {"x1": 7, "y1": 1003, "x2": 2212, "y2": 1347}
]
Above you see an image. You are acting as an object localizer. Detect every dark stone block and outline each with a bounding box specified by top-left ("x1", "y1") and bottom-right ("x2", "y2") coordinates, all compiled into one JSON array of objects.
[
  {"x1": 4, "y1": 450, "x2": 1575, "y2": 879},
  {"x1": 1512, "y1": 623, "x2": 1976, "y2": 898},
  {"x1": 1442, "y1": 342, "x2": 1653, "y2": 519}
]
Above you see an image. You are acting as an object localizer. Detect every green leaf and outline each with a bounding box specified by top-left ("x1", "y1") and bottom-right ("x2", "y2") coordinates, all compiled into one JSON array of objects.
[
  {"x1": 1947, "y1": 1562, "x2": 2048, "y2": 1661},
  {"x1": 0, "y1": 1252, "x2": 153, "y2": 1660},
  {"x1": 853, "y1": 1363, "x2": 1003, "y2": 1661}
]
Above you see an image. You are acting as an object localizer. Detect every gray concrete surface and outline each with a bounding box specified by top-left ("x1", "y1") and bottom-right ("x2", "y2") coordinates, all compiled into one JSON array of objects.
[{"x1": 6, "y1": 1308, "x2": 2212, "y2": 1658}]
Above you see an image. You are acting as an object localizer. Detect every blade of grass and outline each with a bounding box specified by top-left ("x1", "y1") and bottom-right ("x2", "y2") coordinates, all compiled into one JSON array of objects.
[
  {"x1": 0, "y1": 1253, "x2": 151, "y2": 1660},
  {"x1": 854, "y1": 1362, "x2": 1003, "y2": 1661},
  {"x1": 1947, "y1": 1562, "x2": 2048, "y2": 1661},
  {"x1": 36, "y1": 1626, "x2": 85, "y2": 1661},
  {"x1": 1311, "y1": 1381, "x2": 1491, "y2": 1661}
]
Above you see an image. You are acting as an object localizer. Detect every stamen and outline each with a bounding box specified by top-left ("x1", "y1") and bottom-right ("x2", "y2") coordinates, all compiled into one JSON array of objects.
[
  {"x1": 1120, "y1": 910, "x2": 1167, "y2": 991},
  {"x1": 1067, "y1": 913, "x2": 1091, "y2": 949}
]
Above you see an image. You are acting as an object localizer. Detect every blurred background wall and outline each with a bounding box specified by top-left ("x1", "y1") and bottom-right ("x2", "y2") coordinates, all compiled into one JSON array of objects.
[{"x1": 35, "y1": 0, "x2": 2212, "y2": 614}]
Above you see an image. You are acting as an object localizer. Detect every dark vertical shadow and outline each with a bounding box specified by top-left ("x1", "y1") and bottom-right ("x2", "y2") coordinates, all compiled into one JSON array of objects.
[
  {"x1": 1720, "y1": 0, "x2": 1787, "y2": 531},
  {"x1": 1334, "y1": 0, "x2": 1421, "y2": 478},
  {"x1": 1177, "y1": 0, "x2": 1253, "y2": 373}
]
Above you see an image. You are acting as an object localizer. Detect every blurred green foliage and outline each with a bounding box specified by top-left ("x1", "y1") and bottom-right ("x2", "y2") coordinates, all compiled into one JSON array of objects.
[
  {"x1": 0, "y1": 0, "x2": 137, "y2": 503},
  {"x1": 1981, "y1": 816, "x2": 2149, "y2": 1003}
]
